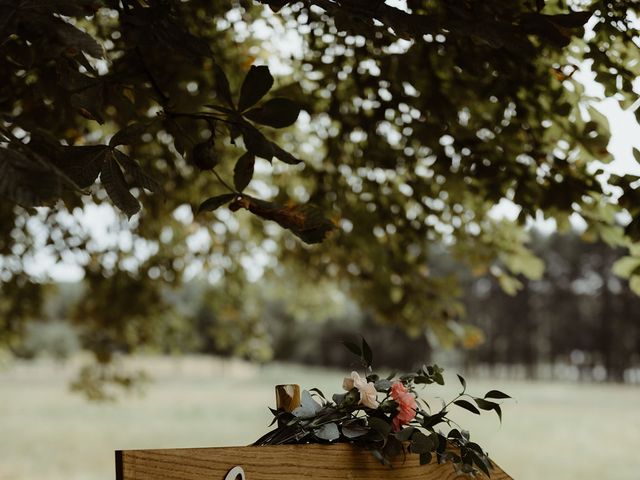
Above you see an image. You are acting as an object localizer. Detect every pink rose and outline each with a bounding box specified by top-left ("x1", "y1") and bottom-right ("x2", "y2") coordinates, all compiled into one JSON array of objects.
[{"x1": 390, "y1": 381, "x2": 417, "y2": 432}]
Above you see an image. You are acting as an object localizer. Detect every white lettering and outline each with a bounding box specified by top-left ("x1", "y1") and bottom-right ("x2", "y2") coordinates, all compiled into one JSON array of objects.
[{"x1": 225, "y1": 466, "x2": 246, "y2": 480}]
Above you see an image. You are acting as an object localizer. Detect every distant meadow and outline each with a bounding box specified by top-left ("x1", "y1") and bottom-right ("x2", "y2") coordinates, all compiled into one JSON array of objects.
[{"x1": 2, "y1": 355, "x2": 639, "y2": 480}]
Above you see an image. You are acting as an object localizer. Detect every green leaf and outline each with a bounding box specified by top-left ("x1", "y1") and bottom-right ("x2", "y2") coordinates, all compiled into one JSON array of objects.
[
  {"x1": 100, "y1": 154, "x2": 140, "y2": 218},
  {"x1": 630, "y1": 275, "x2": 640, "y2": 296},
  {"x1": 494, "y1": 404, "x2": 503, "y2": 423},
  {"x1": 53, "y1": 18, "x2": 104, "y2": 58},
  {"x1": 238, "y1": 65, "x2": 274, "y2": 112},
  {"x1": 244, "y1": 97, "x2": 302, "y2": 128},
  {"x1": 113, "y1": 150, "x2": 161, "y2": 194},
  {"x1": 343, "y1": 341, "x2": 361, "y2": 357},
  {"x1": 457, "y1": 374, "x2": 466, "y2": 392},
  {"x1": 466, "y1": 442, "x2": 485, "y2": 455},
  {"x1": 484, "y1": 390, "x2": 511, "y2": 399},
  {"x1": 410, "y1": 431, "x2": 434, "y2": 454},
  {"x1": 109, "y1": 122, "x2": 150, "y2": 147},
  {"x1": 497, "y1": 273, "x2": 523, "y2": 296},
  {"x1": 454, "y1": 400, "x2": 480, "y2": 415},
  {"x1": 332, "y1": 392, "x2": 346, "y2": 405},
  {"x1": 467, "y1": 448, "x2": 491, "y2": 477},
  {"x1": 261, "y1": 0, "x2": 289, "y2": 12},
  {"x1": 70, "y1": 83, "x2": 105, "y2": 124},
  {"x1": 383, "y1": 437, "x2": 403, "y2": 459},
  {"x1": 213, "y1": 64, "x2": 234, "y2": 108},
  {"x1": 0, "y1": 147, "x2": 62, "y2": 206},
  {"x1": 241, "y1": 124, "x2": 274, "y2": 161},
  {"x1": 368, "y1": 417, "x2": 391, "y2": 439},
  {"x1": 612, "y1": 256, "x2": 640, "y2": 279},
  {"x1": 309, "y1": 388, "x2": 326, "y2": 399},
  {"x1": 361, "y1": 337, "x2": 373, "y2": 367},
  {"x1": 50, "y1": 145, "x2": 109, "y2": 189},
  {"x1": 422, "y1": 410, "x2": 447, "y2": 428},
  {"x1": 419, "y1": 452, "x2": 432, "y2": 465},
  {"x1": 197, "y1": 193, "x2": 236, "y2": 213},
  {"x1": 233, "y1": 152, "x2": 255, "y2": 192},
  {"x1": 633, "y1": 148, "x2": 640, "y2": 164},
  {"x1": 394, "y1": 426, "x2": 416, "y2": 442},
  {"x1": 473, "y1": 398, "x2": 498, "y2": 411},
  {"x1": 474, "y1": 396, "x2": 503, "y2": 422},
  {"x1": 271, "y1": 141, "x2": 303, "y2": 165}
]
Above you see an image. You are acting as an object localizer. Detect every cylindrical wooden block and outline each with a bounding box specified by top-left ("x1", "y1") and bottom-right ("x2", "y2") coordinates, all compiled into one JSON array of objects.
[{"x1": 275, "y1": 384, "x2": 301, "y2": 412}]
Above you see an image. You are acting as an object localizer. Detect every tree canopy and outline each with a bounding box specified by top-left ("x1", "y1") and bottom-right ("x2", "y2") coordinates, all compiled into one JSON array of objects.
[{"x1": 1, "y1": 0, "x2": 639, "y2": 366}]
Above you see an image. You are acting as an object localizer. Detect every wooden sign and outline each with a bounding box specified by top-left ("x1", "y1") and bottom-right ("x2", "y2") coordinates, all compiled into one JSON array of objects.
[{"x1": 115, "y1": 443, "x2": 513, "y2": 480}]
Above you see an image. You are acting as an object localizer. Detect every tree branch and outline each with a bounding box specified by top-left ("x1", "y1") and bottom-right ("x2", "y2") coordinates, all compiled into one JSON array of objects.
[{"x1": 135, "y1": 47, "x2": 169, "y2": 105}]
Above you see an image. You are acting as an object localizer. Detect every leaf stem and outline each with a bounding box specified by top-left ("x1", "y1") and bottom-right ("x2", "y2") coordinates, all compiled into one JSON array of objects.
[
  {"x1": 212, "y1": 168, "x2": 236, "y2": 193},
  {"x1": 164, "y1": 110, "x2": 237, "y2": 125},
  {"x1": 136, "y1": 47, "x2": 169, "y2": 105}
]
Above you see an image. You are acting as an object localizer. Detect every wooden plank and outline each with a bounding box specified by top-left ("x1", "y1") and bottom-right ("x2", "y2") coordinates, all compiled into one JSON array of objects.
[{"x1": 116, "y1": 443, "x2": 513, "y2": 480}]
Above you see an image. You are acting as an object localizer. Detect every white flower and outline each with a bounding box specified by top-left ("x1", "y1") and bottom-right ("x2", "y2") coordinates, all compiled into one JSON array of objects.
[
  {"x1": 342, "y1": 371, "x2": 379, "y2": 409},
  {"x1": 342, "y1": 372, "x2": 360, "y2": 392}
]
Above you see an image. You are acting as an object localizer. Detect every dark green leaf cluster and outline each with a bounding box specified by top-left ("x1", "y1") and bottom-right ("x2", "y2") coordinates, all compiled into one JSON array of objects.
[{"x1": 1, "y1": 0, "x2": 334, "y2": 243}]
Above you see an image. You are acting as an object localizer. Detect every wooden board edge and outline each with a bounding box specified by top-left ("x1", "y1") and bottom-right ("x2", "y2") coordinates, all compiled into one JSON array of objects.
[
  {"x1": 115, "y1": 450, "x2": 123, "y2": 480},
  {"x1": 115, "y1": 444, "x2": 513, "y2": 480}
]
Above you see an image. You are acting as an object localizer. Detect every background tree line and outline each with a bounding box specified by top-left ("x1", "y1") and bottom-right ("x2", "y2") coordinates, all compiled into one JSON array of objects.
[{"x1": 10, "y1": 230, "x2": 639, "y2": 391}]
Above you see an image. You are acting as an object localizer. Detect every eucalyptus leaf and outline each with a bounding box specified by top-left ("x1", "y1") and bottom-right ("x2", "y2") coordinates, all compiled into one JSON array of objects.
[
  {"x1": 341, "y1": 423, "x2": 369, "y2": 439},
  {"x1": 368, "y1": 417, "x2": 391, "y2": 439},
  {"x1": 410, "y1": 431, "x2": 434, "y2": 454},
  {"x1": 314, "y1": 423, "x2": 339, "y2": 442},
  {"x1": 374, "y1": 378, "x2": 392, "y2": 391},
  {"x1": 292, "y1": 390, "x2": 321, "y2": 419},
  {"x1": 394, "y1": 426, "x2": 416, "y2": 442}
]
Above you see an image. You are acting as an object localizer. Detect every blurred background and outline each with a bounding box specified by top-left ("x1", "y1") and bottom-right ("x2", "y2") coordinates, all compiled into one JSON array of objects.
[
  {"x1": 2, "y1": 230, "x2": 640, "y2": 480},
  {"x1": 2, "y1": 1, "x2": 640, "y2": 479}
]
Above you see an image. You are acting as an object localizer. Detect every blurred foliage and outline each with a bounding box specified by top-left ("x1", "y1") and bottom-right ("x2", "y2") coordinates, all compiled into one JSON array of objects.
[
  {"x1": 464, "y1": 231, "x2": 640, "y2": 383},
  {"x1": 14, "y1": 320, "x2": 79, "y2": 361},
  {"x1": 1, "y1": 0, "x2": 640, "y2": 393}
]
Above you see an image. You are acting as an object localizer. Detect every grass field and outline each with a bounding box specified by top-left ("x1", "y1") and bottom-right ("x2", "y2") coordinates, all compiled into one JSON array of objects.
[{"x1": 1, "y1": 355, "x2": 639, "y2": 480}]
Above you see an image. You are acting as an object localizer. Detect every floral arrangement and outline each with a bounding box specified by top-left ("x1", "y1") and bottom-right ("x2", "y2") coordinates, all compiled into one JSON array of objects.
[{"x1": 254, "y1": 338, "x2": 510, "y2": 477}]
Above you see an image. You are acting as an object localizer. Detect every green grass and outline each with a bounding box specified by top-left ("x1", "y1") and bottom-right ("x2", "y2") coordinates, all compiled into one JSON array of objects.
[{"x1": 1, "y1": 355, "x2": 639, "y2": 480}]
